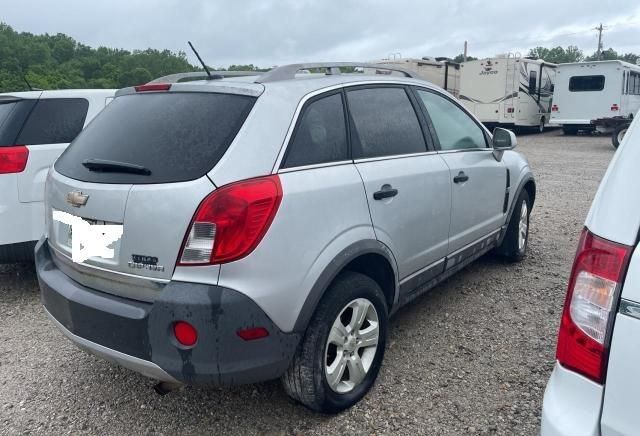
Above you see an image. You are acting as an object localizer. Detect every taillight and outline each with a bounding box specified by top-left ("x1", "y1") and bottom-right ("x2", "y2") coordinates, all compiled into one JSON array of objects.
[
  {"x1": 0, "y1": 145, "x2": 29, "y2": 174},
  {"x1": 173, "y1": 321, "x2": 198, "y2": 347},
  {"x1": 178, "y1": 175, "x2": 282, "y2": 265},
  {"x1": 551, "y1": 104, "x2": 559, "y2": 112},
  {"x1": 556, "y1": 228, "x2": 633, "y2": 383},
  {"x1": 506, "y1": 107, "x2": 515, "y2": 113},
  {"x1": 134, "y1": 83, "x2": 171, "y2": 92},
  {"x1": 237, "y1": 327, "x2": 269, "y2": 341},
  {"x1": 610, "y1": 104, "x2": 619, "y2": 111}
]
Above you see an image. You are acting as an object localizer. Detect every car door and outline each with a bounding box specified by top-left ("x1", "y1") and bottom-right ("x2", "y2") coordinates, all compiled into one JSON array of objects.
[
  {"x1": 414, "y1": 87, "x2": 507, "y2": 257},
  {"x1": 347, "y1": 85, "x2": 451, "y2": 281}
]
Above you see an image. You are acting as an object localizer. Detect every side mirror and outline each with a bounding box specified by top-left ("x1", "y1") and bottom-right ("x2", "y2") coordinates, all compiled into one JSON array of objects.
[{"x1": 492, "y1": 127, "x2": 517, "y2": 150}]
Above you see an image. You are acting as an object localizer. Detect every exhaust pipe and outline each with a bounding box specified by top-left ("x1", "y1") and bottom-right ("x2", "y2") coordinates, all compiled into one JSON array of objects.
[{"x1": 154, "y1": 381, "x2": 182, "y2": 396}]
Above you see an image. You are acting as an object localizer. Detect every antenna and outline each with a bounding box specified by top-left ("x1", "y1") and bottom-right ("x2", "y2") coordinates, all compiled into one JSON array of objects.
[
  {"x1": 23, "y1": 75, "x2": 34, "y2": 91},
  {"x1": 187, "y1": 41, "x2": 213, "y2": 80}
]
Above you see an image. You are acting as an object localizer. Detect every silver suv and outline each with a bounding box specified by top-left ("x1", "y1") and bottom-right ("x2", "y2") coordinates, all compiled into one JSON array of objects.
[{"x1": 36, "y1": 63, "x2": 535, "y2": 413}]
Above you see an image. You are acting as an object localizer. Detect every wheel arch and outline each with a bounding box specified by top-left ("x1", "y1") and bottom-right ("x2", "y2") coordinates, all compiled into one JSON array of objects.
[
  {"x1": 292, "y1": 240, "x2": 399, "y2": 333},
  {"x1": 498, "y1": 173, "x2": 536, "y2": 245}
]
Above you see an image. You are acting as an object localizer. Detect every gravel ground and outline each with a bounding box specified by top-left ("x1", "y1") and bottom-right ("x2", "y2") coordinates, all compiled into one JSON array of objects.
[{"x1": 0, "y1": 129, "x2": 615, "y2": 435}]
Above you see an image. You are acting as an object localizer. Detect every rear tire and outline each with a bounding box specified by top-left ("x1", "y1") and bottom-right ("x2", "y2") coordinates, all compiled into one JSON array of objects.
[
  {"x1": 612, "y1": 124, "x2": 628, "y2": 149},
  {"x1": 495, "y1": 190, "x2": 530, "y2": 262},
  {"x1": 282, "y1": 271, "x2": 388, "y2": 413},
  {"x1": 0, "y1": 241, "x2": 36, "y2": 264}
]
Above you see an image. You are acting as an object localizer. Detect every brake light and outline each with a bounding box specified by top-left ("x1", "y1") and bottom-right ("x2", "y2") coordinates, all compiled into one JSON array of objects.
[
  {"x1": 551, "y1": 104, "x2": 559, "y2": 112},
  {"x1": 0, "y1": 146, "x2": 29, "y2": 174},
  {"x1": 556, "y1": 228, "x2": 632, "y2": 383},
  {"x1": 611, "y1": 104, "x2": 619, "y2": 111},
  {"x1": 178, "y1": 175, "x2": 282, "y2": 265},
  {"x1": 134, "y1": 83, "x2": 171, "y2": 92}
]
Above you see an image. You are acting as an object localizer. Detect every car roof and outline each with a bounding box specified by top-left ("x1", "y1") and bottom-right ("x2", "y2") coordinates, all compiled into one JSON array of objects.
[
  {"x1": 0, "y1": 89, "x2": 116, "y2": 100},
  {"x1": 586, "y1": 116, "x2": 640, "y2": 246}
]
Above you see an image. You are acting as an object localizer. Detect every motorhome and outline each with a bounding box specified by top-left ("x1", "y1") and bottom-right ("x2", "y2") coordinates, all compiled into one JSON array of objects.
[
  {"x1": 550, "y1": 60, "x2": 640, "y2": 134},
  {"x1": 367, "y1": 57, "x2": 461, "y2": 97},
  {"x1": 459, "y1": 54, "x2": 556, "y2": 132}
]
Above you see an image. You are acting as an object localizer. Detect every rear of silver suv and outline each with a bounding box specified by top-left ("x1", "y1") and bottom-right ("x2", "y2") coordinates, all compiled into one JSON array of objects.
[{"x1": 37, "y1": 66, "x2": 535, "y2": 413}]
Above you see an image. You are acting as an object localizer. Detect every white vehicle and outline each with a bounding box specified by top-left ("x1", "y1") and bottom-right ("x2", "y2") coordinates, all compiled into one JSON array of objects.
[
  {"x1": 459, "y1": 54, "x2": 556, "y2": 132},
  {"x1": 550, "y1": 60, "x2": 640, "y2": 134},
  {"x1": 368, "y1": 57, "x2": 461, "y2": 97},
  {"x1": 0, "y1": 89, "x2": 115, "y2": 262},
  {"x1": 541, "y1": 116, "x2": 640, "y2": 435}
]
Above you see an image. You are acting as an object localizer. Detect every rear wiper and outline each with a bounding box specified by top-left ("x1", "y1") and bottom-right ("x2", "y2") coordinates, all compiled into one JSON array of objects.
[{"x1": 82, "y1": 159, "x2": 151, "y2": 175}]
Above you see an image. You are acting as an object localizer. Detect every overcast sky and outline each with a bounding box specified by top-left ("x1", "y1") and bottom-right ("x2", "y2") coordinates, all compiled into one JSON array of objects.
[{"x1": 3, "y1": 0, "x2": 640, "y2": 67}]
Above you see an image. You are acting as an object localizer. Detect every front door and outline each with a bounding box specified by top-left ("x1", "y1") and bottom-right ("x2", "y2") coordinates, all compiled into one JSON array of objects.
[{"x1": 414, "y1": 87, "x2": 506, "y2": 255}]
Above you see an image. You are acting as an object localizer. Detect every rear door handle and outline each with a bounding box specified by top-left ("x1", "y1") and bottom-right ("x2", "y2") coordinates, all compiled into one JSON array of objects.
[
  {"x1": 373, "y1": 184, "x2": 398, "y2": 200},
  {"x1": 453, "y1": 171, "x2": 469, "y2": 184}
]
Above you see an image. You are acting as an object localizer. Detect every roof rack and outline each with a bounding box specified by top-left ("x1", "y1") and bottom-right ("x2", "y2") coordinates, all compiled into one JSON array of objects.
[
  {"x1": 255, "y1": 62, "x2": 417, "y2": 83},
  {"x1": 148, "y1": 71, "x2": 260, "y2": 84}
]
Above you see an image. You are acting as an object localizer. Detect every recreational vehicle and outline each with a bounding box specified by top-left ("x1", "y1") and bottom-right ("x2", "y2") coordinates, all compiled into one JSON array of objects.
[
  {"x1": 550, "y1": 60, "x2": 640, "y2": 134},
  {"x1": 459, "y1": 54, "x2": 556, "y2": 132},
  {"x1": 367, "y1": 57, "x2": 461, "y2": 97}
]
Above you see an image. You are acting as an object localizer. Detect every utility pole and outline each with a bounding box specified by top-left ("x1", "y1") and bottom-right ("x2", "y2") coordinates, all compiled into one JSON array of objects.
[
  {"x1": 595, "y1": 23, "x2": 605, "y2": 60},
  {"x1": 463, "y1": 41, "x2": 468, "y2": 62}
]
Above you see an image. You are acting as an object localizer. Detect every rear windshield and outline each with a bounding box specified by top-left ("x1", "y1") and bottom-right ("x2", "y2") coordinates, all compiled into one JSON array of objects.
[
  {"x1": 569, "y1": 75, "x2": 605, "y2": 92},
  {"x1": 55, "y1": 92, "x2": 256, "y2": 184}
]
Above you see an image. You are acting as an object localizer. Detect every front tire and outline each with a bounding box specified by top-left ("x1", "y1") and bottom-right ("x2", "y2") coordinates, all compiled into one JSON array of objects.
[
  {"x1": 282, "y1": 271, "x2": 388, "y2": 413},
  {"x1": 538, "y1": 117, "x2": 545, "y2": 133},
  {"x1": 496, "y1": 190, "x2": 530, "y2": 261}
]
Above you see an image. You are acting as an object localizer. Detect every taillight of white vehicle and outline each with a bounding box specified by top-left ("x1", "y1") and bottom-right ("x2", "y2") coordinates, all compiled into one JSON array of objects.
[
  {"x1": 0, "y1": 145, "x2": 29, "y2": 174},
  {"x1": 178, "y1": 175, "x2": 282, "y2": 265},
  {"x1": 556, "y1": 228, "x2": 633, "y2": 383},
  {"x1": 610, "y1": 104, "x2": 619, "y2": 112},
  {"x1": 551, "y1": 104, "x2": 559, "y2": 112}
]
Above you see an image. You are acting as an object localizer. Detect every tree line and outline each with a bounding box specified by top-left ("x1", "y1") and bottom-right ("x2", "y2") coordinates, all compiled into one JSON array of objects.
[{"x1": 1, "y1": 22, "x2": 639, "y2": 93}]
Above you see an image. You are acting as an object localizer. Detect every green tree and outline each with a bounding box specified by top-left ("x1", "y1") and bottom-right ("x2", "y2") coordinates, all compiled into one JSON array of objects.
[
  {"x1": 452, "y1": 54, "x2": 478, "y2": 63},
  {"x1": 527, "y1": 46, "x2": 583, "y2": 63}
]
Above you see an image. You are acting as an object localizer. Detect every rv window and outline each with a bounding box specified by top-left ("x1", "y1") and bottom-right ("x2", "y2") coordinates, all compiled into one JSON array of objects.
[
  {"x1": 569, "y1": 75, "x2": 605, "y2": 92},
  {"x1": 529, "y1": 71, "x2": 537, "y2": 94}
]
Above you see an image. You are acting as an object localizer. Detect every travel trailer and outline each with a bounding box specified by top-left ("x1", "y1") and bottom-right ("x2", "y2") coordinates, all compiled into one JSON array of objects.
[
  {"x1": 459, "y1": 54, "x2": 556, "y2": 132},
  {"x1": 367, "y1": 57, "x2": 461, "y2": 97},
  {"x1": 550, "y1": 60, "x2": 640, "y2": 134}
]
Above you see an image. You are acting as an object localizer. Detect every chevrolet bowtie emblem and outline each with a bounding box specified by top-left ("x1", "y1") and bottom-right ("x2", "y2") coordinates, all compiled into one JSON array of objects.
[{"x1": 66, "y1": 191, "x2": 89, "y2": 207}]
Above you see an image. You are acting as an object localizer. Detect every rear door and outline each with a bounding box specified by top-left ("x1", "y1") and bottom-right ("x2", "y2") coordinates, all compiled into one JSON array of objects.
[
  {"x1": 16, "y1": 97, "x2": 90, "y2": 203},
  {"x1": 347, "y1": 85, "x2": 451, "y2": 280},
  {"x1": 48, "y1": 90, "x2": 257, "y2": 301},
  {"x1": 414, "y1": 88, "x2": 506, "y2": 257}
]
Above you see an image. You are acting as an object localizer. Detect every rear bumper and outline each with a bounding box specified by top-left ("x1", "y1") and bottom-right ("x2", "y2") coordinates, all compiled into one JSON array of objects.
[
  {"x1": 36, "y1": 238, "x2": 300, "y2": 385},
  {"x1": 541, "y1": 362, "x2": 603, "y2": 436}
]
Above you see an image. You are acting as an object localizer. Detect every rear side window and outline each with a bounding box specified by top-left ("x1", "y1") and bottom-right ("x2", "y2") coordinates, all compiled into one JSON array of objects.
[
  {"x1": 282, "y1": 93, "x2": 348, "y2": 168},
  {"x1": 347, "y1": 87, "x2": 427, "y2": 159},
  {"x1": 55, "y1": 92, "x2": 256, "y2": 184},
  {"x1": 17, "y1": 98, "x2": 89, "y2": 145},
  {"x1": 0, "y1": 99, "x2": 37, "y2": 146},
  {"x1": 569, "y1": 75, "x2": 605, "y2": 92}
]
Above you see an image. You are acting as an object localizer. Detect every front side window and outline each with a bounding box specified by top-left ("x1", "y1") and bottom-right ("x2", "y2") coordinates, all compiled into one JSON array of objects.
[
  {"x1": 416, "y1": 89, "x2": 487, "y2": 151},
  {"x1": 282, "y1": 93, "x2": 348, "y2": 168},
  {"x1": 17, "y1": 98, "x2": 89, "y2": 145},
  {"x1": 569, "y1": 75, "x2": 605, "y2": 92},
  {"x1": 347, "y1": 87, "x2": 427, "y2": 159}
]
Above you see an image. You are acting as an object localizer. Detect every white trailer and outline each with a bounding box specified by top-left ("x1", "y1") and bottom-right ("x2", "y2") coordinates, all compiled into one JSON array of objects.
[
  {"x1": 459, "y1": 54, "x2": 556, "y2": 132},
  {"x1": 550, "y1": 60, "x2": 640, "y2": 134},
  {"x1": 367, "y1": 57, "x2": 461, "y2": 97}
]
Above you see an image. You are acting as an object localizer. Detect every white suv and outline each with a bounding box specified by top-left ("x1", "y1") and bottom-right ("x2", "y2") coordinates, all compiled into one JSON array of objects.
[
  {"x1": 542, "y1": 116, "x2": 640, "y2": 435},
  {"x1": 0, "y1": 89, "x2": 114, "y2": 262}
]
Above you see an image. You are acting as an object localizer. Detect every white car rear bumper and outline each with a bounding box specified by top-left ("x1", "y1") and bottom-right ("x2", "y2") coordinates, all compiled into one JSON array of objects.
[{"x1": 541, "y1": 362, "x2": 603, "y2": 436}]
